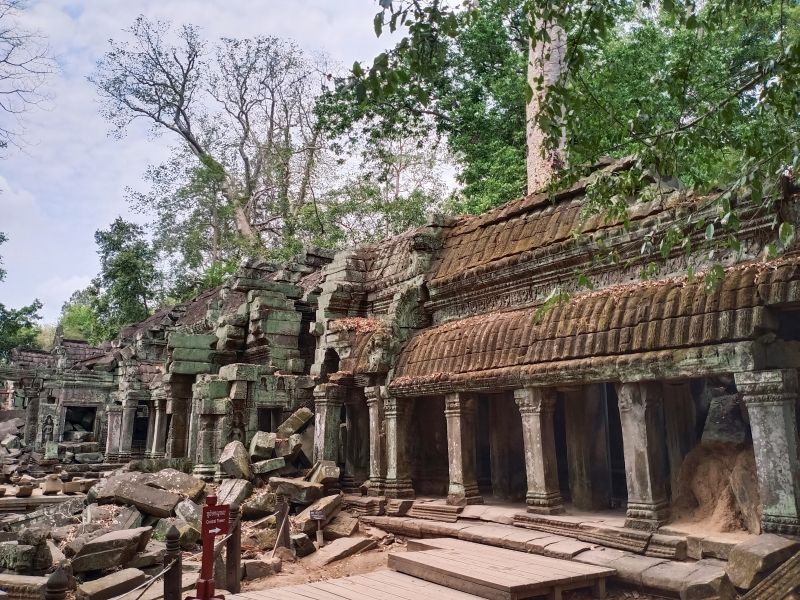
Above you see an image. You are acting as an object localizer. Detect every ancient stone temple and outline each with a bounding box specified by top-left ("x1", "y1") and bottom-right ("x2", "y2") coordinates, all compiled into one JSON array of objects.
[{"x1": 3, "y1": 159, "x2": 800, "y2": 538}]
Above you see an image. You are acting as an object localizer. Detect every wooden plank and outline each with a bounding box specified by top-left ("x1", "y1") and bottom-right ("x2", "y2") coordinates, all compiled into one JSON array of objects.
[
  {"x1": 344, "y1": 575, "x2": 442, "y2": 600},
  {"x1": 274, "y1": 584, "x2": 349, "y2": 600},
  {"x1": 395, "y1": 551, "x2": 535, "y2": 588},
  {"x1": 357, "y1": 571, "x2": 485, "y2": 599},
  {"x1": 389, "y1": 555, "x2": 512, "y2": 600},
  {"x1": 313, "y1": 580, "x2": 387, "y2": 600}
]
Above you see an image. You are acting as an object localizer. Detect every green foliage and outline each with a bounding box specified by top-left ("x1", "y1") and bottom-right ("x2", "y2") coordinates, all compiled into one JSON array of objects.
[
  {"x1": 0, "y1": 299, "x2": 42, "y2": 363},
  {"x1": 0, "y1": 231, "x2": 6, "y2": 282},
  {"x1": 85, "y1": 218, "x2": 160, "y2": 342},
  {"x1": 59, "y1": 288, "x2": 103, "y2": 343}
]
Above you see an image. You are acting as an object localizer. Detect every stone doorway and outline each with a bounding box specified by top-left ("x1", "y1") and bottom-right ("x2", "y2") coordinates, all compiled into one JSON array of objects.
[
  {"x1": 131, "y1": 403, "x2": 150, "y2": 456},
  {"x1": 476, "y1": 393, "x2": 527, "y2": 502},
  {"x1": 341, "y1": 388, "x2": 370, "y2": 490},
  {"x1": 62, "y1": 405, "x2": 97, "y2": 442},
  {"x1": 410, "y1": 396, "x2": 449, "y2": 496}
]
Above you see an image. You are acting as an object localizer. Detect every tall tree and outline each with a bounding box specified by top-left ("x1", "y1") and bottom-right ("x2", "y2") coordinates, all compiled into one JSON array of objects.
[
  {"x1": 87, "y1": 218, "x2": 159, "y2": 341},
  {"x1": 91, "y1": 19, "x2": 328, "y2": 255},
  {"x1": 0, "y1": 299, "x2": 41, "y2": 362},
  {"x1": 0, "y1": 0, "x2": 54, "y2": 150}
]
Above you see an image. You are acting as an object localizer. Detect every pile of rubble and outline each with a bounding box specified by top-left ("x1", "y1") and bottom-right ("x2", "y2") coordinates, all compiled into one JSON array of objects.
[{"x1": 0, "y1": 417, "x2": 29, "y2": 480}]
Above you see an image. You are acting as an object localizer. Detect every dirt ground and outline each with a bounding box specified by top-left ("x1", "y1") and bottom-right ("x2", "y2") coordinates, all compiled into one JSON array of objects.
[{"x1": 244, "y1": 540, "x2": 667, "y2": 599}]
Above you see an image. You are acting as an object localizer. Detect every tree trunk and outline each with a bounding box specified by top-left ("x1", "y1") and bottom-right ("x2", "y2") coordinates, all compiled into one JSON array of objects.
[{"x1": 526, "y1": 20, "x2": 567, "y2": 194}]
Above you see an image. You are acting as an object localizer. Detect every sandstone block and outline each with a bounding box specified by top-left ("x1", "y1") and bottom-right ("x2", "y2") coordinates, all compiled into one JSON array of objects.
[
  {"x1": 249, "y1": 431, "x2": 277, "y2": 460},
  {"x1": 77, "y1": 568, "x2": 146, "y2": 600},
  {"x1": 267, "y1": 477, "x2": 323, "y2": 505},
  {"x1": 242, "y1": 557, "x2": 281, "y2": 580},
  {"x1": 114, "y1": 482, "x2": 181, "y2": 517},
  {"x1": 309, "y1": 536, "x2": 376, "y2": 566},
  {"x1": 218, "y1": 363, "x2": 263, "y2": 381},
  {"x1": 305, "y1": 461, "x2": 340, "y2": 485},
  {"x1": 71, "y1": 527, "x2": 152, "y2": 573},
  {"x1": 324, "y1": 514, "x2": 358, "y2": 540},
  {"x1": 726, "y1": 533, "x2": 800, "y2": 590},
  {"x1": 125, "y1": 541, "x2": 165, "y2": 569},
  {"x1": 217, "y1": 478, "x2": 253, "y2": 507},
  {"x1": 276, "y1": 408, "x2": 313, "y2": 437},
  {"x1": 242, "y1": 489, "x2": 277, "y2": 519},
  {"x1": 171, "y1": 361, "x2": 213, "y2": 375},
  {"x1": 291, "y1": 533, "x2": 316, "y2": 557},
  {"x1": 295, "y1": 493, "x2": 342, "y2": 535},
  {"x1": 0, "y1": 574, "x2": 46, "y2": 599},
  {"x1": 149, "y1": 468, "x2": 206, "y2": 501},
  {"x1": 153, "y1": 518, "x2": 200, "y2": 550},
  {"x1": 168, "y1": 333, "x2": 217, "y2": 349},
  {"x1": 253, "y1": 458, "x2": 285, "y2": 475},
  {"x1": 275, "y1": 434, "x2": 302, "y2": 461},
  {"x1": 219, "y1": 441, "x2": 253, "y2": 480},
  {"x1": 174, "y1": 499, "x2": 201, "y2": 529}
]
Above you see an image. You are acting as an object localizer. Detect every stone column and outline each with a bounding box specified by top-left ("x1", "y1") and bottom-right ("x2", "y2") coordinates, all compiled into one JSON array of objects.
[
  {"x1": 105, "y1": 405, "x2": 123, "y2": 461},
  {"x1": 514, "y1": 387, "x2": 564, "y2": 514},
  {"x1": 144, "y1": 403, "x2": 156, "y2": 458},
  {"x1": 313, "y1": 383, "x2": 344, "y2": 463},
  {"x1": 735, "y1": 369, "x2": 800, "y2": 535},
  {"x1": 563, "y1": 384, "x2": 612, "y2": 510},
  {"x1": 383, "y1": 395, "x2": 415, "y2": 499},
  {"x1": 616, "y1": 382, "x2": 670, "y2": 530},
  {"x1": 151, "y1": 398, "x2": 168, "y2": 458},
  {"x1": 662, "y1": 381, "x2": 696, "y2": 497},
  {"x1": 364, "y1": 386, "x2": 385, "y2": 496},
  {"x1": 444, "y1": 392, "x2": 482, "y2": 505},
  {"x1": 118, "y1": 398, "x2": 138, "y2": 461}
]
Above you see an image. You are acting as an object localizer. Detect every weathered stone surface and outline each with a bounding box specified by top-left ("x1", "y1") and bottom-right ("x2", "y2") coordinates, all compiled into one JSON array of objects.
[
  {"x1": 148, "y1": 468, "x2": 206, "y2": 501},
  {"x1": 1, "y1": 435, "x2": 20, "y2": 450},
  {"x1": 267, "y1": 477, "x2": 323, "y2": 505},
  {"x1": 726, "y1": 533, "x2": 800, "y2": 590},
  {"x1": 71, "y1": 527, "x2": 152, "y2": 573},
  {"x1": 323, "y1": 514, "x2": 358, "y2": 540},
  {"x1": 291, "y1": 533, "x2": 316, "y2": 557},
  {"x1": 242, "y1": 489, "x2": 277, "y2": 519},
  {"x1": 0, "y1": 542, "x2": 35, "y2": 572},
  {"x1": 249, "y1": 431, "x2": 276, "y2": 460},
  {"x1": 305, "y1": 460, "x2": 340, "y2": 485},
  {"x1": 126, "y1": 541, "x2": 166, "y2": 569},
  {"x1": 243, "y1": 529, "x2": 277, "y2": 551},
  {"x1": 702, "y1": 394, "x2": 748, "y2": 448},
  {"x1": 76, "y1": 568, "x2": 146, "y2": 600},
  {"x1": 0, "y1": 573, "x2": 46, "y2": 599},
  {"x1": 309, "y1": 536, "x2": 377, "y2": 566},
  {"x1": 75, "y1": 452, "x2": 104, "y2": 464},
  {"x1": 113, "y1": 506, "x2": 144, "y2": 530},
  {"x1": 275, "y1": 434, "x2": 302, "y2": 461},
  {"x1": 276, "y1": 407, "x2": 313, "y2": 437},
  {"x1": 217, "y1": 478, "x2": 253, "y2": 506},
  {"x1": 152, "y1": 518, "x2": 200, "y2": 549},
  {"x1": 90, "y1": 472, "x2": 155, "y2": 504},
  {"x1": 253, "y1": 457, "x2": 285, "y2": 475},
  {"x1": 174, "y1": 499, "x2": 201, "y2": 529},
  {"x1": 115, "y1": 481, "x2": 181, "y2": 517},
  {"x1": 219, "y1": 441, "x2": 253, "y2": 480},
  {"x1": 295, "y1": 493, "x2": 342, "y2": 535},
  {"x1": 242, "y1": 557, "x2": 282, "y2": 580}
]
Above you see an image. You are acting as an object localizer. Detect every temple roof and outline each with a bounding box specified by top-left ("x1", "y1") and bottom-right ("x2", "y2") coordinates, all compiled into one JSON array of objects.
[{"x1": 390, "y1": 257, "x2": 800, "y2": 395}]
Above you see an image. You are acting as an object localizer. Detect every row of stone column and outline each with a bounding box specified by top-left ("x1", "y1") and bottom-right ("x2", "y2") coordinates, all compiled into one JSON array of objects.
[
  {"x1": 313, "y1": 370, "x2": 800, "y2": 535},
  {"x1": 105, "y1": 397, "x2": 168, "y2": 461}
]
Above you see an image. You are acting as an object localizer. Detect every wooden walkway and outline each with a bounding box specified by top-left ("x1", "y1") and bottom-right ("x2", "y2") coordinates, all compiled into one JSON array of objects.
[
  {"x1": 389, "y1": 537, "x2": 615, "y2": 600},
  {"x1": 226, "y1": 569, "x2": 485, "y2": 600}
]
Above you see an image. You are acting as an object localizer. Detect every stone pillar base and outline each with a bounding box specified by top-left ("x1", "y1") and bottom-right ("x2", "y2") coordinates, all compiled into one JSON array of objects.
[
  {"x1": 447, "y1": 483, "x2": 482, "y2": 506},
  {"x1": 105, "y1": 453, "x2": 120, "y2": 463},
  {"x1": 763, "y1": 514, "x2": 800, "y2": 536},
  {"x1": 526, "y1": 491, "x2": 565, "y2": 515},
  {"x1": 384, "y1": 478, "x2": 415, "y2": 499},
  {"x1": 365, "y1": 478, "x2": 385, "y2": 497},
  {"x1": 193, "y1": 464, "x2": 217, "y2": 482},
  {"x1": 116, "y1": 452, "x2": 131, "y2": 463},
  {"x1": 625, "y1": 501, "x2": 670, "y2": 531},
  {"x1": 340, "y1": 474, "x2": 365, "y2": 493}
]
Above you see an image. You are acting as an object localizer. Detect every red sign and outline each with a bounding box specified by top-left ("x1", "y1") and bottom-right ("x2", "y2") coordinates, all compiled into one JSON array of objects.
[{"x1": 202, "y1": 504, "x2": 230, "y2": 537}]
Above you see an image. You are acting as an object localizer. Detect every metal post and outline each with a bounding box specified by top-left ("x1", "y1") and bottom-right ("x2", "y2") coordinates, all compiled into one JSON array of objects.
[
  {"x1": 225, "y1": 502, "x2": 241, "y2": 594},
  {"x1": 45, "y1": 567, "x2": 68, "y2": 600},
  {"x1": 163, "y1": 525, "x2": 182, "y2": 600}
]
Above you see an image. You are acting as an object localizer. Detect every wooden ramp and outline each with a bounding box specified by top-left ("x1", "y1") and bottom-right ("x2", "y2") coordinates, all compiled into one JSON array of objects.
[
  {"x1": 389, "y1": 537, "x2": 616, "y2": 600},
  {"x1": 226, "y1": 569, "x2": 485, "y2": 600}
]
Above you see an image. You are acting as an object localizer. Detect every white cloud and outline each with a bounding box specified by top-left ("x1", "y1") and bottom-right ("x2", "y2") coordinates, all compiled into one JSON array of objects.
[{"x1": 0, "y1": 0, "x2": 395, "y2": 323}]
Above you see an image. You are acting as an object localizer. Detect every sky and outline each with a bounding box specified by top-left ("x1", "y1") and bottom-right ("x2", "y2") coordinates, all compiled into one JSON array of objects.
[{"x1": 0, "y1": 0, "x2": 396, "y2": 323}]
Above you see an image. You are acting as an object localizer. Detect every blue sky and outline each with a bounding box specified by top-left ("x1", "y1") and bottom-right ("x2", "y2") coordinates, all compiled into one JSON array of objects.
[{"x1": 0, "y1": 1, "x2": 394, "y2": 322}]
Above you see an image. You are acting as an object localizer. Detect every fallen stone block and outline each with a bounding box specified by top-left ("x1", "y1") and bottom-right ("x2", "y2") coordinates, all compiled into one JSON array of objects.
[
  {"x1": 71, "y1": 527, "x2": 152, "y2": 573},
  {"x1": 683, "y1": 561, "x2": 737, "y2": 600},
  {"x1": 242, "y1": 489, "x2": 277, "y2": 519},
  {"x1": 291, "y1": 533, "x2": 316, "y2": 558},
  {"x1": 153, "y1": 518, "x2": 200, "y2": 550},
  {"x1": 242, "y1": 558, "x2": 282, "y2": 580},
  {"x1": 216, "y1": 478, "x2": 253, "y2": 507},
  {"x1": 113, "y1": 506, "x2": 144, "y2": 530},
  {"x1": 219, "y1": 441, "x2": 253, "y2": 480},
  {"x1": 148, "y1": 468, "x2": 206, "y2": 501},
  {"x1": 324, "y1": 514, "x2": 358, "y2": 540},
  {"x1": 0, "y1": 542, "x2": 35, "y2": 573},
  {"x1": 726, "y1": 533, "x2": 800, "y2": 590},
  {"x1": 253, "y1": 457, "x2": 285, "y2": 475},
  {"x1": 275, "y1": 434, "x2": 302, "y2": 461},
  {"x1": 174, "y1": 499, "x2": 201, "y2": 529},
  {"x1": 267, "y1": 477, "x2": 322, "y2": 505},
  {"x1": 276, "y1": 407, "x2": 313, "y2": 437},
  {"x1": 126, "y1": 541, "x2": 166, "y2": 569},
  {"x1": 77, "y1": 568, "x2": 146, "y2": 600},
  {"x1": 0, "y1": 435, "x2": 20, "y2": 450},
  {"x1": 304, "y1": 460, "x2": 340, "y2": 485},
  {"x1": 295, "y1": 493, "x2": 342, "y2": 535},
  {"x1": 243, "y1": 529, "x2": 277, "y2": 551},
  {"x1": 115, "y1": 481, "x2": 181, "y2": 518},
  {"x1": 309, "y1": 537, "x2": 377, "y2": 566},
  {"x1": 0, "y1": 573, "x2": 47, "y2": 599},
  {"x1": 75, "y1": 452, "x2": 104, "y2": 464},
  {"x1": 249, "y1": 431, "x2": 276, "y2": 460}
]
